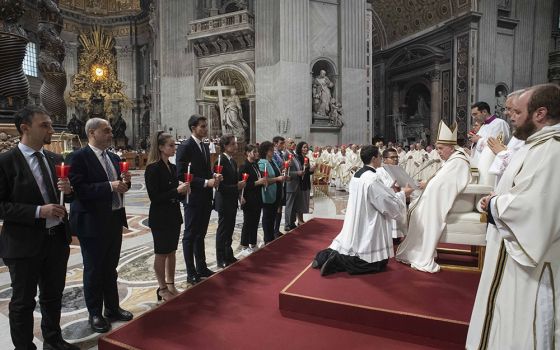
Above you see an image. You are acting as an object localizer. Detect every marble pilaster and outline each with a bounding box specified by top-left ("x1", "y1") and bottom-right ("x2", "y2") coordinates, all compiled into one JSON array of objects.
[
  {"x1": 476, "y1": 0, "x2": 497, "y2": 103},
  {"x1": 429, "y1": 69, "x2": 441, "y2": 145},
  {"x1": 513, "y1": 0, "x2": 537, "y2": 89},
  {"x1": 532, "y1": 0, "x2": 554, "y2": 84},
  {"x1": 340, "y1": 0, "x2": 367, "y2": 144}
]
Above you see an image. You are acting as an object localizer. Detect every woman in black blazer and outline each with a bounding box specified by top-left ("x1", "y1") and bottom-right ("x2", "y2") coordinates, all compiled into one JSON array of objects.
[
  {"x1": 145, "y1": 131, "x2": 189, "y2": 301},
  {"x1": 238, "y1": 144, "x2": 267, "y2": 255},
  {"x1": 295, "y1": 141, "x2": 315, "y2": 226}
]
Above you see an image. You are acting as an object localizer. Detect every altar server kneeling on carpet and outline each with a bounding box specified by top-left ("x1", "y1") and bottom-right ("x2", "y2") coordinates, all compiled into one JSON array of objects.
[{"x1": 312, "y1": 145, "x2": 413, "y2": 276}]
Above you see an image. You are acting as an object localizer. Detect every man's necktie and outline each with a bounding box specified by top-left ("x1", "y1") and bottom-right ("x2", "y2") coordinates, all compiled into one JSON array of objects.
[
  {"x1": 33, "y1": 152, "x2": 57, "y2": 204},
  {"x1": 102, "y1": 151, "x2": 122, "y2": 209}
]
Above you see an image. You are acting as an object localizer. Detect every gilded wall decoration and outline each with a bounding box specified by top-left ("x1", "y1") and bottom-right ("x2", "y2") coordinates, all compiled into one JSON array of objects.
[
  {"x1": 372, "y1": 0, "x2": 472, "y2": 49},
  {"x1": 455, "y1": 33, "x2": 469, "y2": 143},
  {"x1": 59, "y1": 0, "x2": 141, "y2": 16}
]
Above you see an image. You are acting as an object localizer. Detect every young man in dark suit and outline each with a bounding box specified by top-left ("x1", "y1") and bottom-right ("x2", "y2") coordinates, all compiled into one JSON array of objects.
[
  {"x1": 214, "y1": 134, "x2": 246, "y2": 268},
  {"x1": 0, "y1": 105, "x2": 78, "y2": 350},
  {"x1": 176, "y1": 115, "x2": 222, "y2": 284},
  {"x1": 68, "y1": 118, "x2": 132, "y2": 333}
]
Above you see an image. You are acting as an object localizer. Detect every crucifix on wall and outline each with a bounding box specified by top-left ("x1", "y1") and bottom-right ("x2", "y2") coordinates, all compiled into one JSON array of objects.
[{"x1": 202, "y1": 80, "x2": 233, "y2": 135}]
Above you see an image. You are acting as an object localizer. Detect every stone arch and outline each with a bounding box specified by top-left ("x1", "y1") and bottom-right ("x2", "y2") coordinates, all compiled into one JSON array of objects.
[
  {"x1": 386, "y1": 44, "x2": 445, "y2": 70},
  {"x1": 198, "y1": 63, "x2": 255, "y2": 101}
]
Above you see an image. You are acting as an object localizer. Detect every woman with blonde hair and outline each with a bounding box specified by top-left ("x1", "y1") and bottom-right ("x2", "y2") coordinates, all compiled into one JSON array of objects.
[{"x1": 145, "y1": 131, "x2": 190, "y2": 301}]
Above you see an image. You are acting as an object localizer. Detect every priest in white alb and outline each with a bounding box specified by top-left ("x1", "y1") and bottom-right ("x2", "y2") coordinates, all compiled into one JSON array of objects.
[
  {"x1": 467, "y1": 84, "x2": 560, "y2": 350},
  {"x1": 395, "y1": 121, "x2": 471, "y2": 273},
  {"x1": 312, "y1": 145, "x2": 412, "y2": 276},
  {"x1": 469, "y1": 101, "x2": 511, "y2": 167}
]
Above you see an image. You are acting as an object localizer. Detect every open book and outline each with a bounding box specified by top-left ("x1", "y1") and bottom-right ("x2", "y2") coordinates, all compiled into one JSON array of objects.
[{"x1": 382, "y1": 165, "x2": 420, "y2": 190}]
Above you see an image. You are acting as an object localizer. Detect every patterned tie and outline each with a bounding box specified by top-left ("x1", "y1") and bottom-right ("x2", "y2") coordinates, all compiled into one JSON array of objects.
[
  {"x1": 33, "y1": 152, "x2": 58, "y2": 204},
  {"x1": 102, "y1": 151, "x2": 122, "y2": 209}
]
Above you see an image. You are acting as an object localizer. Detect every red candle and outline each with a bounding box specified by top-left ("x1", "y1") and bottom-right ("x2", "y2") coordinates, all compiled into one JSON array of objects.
[
  {"x1": 313, "y1": 152, "x2": 318, "y2": 158},
  {"x1": 119, "y1": 161, "x2": 129, "y2": 173},
  {"x1": 304, "y1": 157, "x2": 309, "y2": 165},
  {"x1": 284, "y1": 160, "x2": 290, "y2": 170},
  {"x1": 184, "y1": 173, "x2": 193, "y2": 183},
  {"x1": 215, "y1": 165, "x2": 223, "y2": 174},
  {"x1": 288, "y1": 154, "x2": 293, "y2": 160},
  {"x1": 242, "y1": 172, "x2": 249, "y2": 181},
  {"x1": 55, "y1": 162, "x2": 70, "y2": 179},
  {"x1": 263, "y1": 169, "x2": 268, "y2": 178}
]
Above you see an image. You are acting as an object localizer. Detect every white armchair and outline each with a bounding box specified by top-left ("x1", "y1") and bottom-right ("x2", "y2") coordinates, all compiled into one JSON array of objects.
[{"x1": 438, "y1": 147, "x2": 496, "y2": 271}]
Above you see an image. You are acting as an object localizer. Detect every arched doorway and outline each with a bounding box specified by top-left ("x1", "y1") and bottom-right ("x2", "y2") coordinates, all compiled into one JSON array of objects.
[{"x1": 198, "y1": 64, "x2": 255, "y2": 143}]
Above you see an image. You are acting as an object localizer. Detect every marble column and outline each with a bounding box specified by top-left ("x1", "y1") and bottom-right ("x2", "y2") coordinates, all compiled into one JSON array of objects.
[
  {"x1": 476, "y1": 0, "x2": 497, "y2": 102},
  {"x1": 532, "y1": 0, "x2": 554, "y2": 84},
  {"x1": 429, "y1": 69, "x2": 441, "y2": 145},
  {"x1": 513, "y1": 0, "x2": 537, "y2": 89},
  {"x1": 158, "y1": 0, "x2": 196, "y2": 138},
  {"x1": 116, "y1": 45, "x2": 136, "y2": 145},
  {"x1": 340, "y1": 0, "x2": 367, "y2": 144}
]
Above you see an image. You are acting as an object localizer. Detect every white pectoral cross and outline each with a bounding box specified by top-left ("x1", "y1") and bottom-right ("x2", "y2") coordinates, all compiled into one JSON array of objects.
[{"x1": 202, "y1": 80, "x2": 233, "y2": 134}]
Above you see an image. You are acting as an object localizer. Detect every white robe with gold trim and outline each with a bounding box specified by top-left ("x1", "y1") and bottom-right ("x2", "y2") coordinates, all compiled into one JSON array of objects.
[
  {"x1": 466, "y1": 124, "x2": 560, "y2": 350},
  {"x1": 395, "y1": 150, "x2": 471, "y2": 273}
]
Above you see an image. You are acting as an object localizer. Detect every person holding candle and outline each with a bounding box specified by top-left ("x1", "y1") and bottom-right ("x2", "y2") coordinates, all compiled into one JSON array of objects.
[
  {"x1": 175, "y1": 115, "x2": 222, "y2": 285},
  {"x1": 214, "y1": 134, "x2": 246, "y2": 268},
  {"x1": 258, "y1": 141, "x2": 286, "y2": 244},
  {"x1": 145, "y1": 131, "x2": 189, "y2": 301},
  {"x1": 69, "y1": 118, "x2": 133, "y2": 333},
  {"x1": 272, "y1": 136, "x2": 286, "y2": 238},
  {"x1": 296, "y1": 141, "x2": 315, "y2": 226},
  {"x1": 238, "y1": 144, "x2": 267, "y2": 255},
  {"x1": 283, "y1": 140, "x2": 304, "y2": 232},
  {"x1": 0, "y1": 105, "x2": 78, "y2": 350}
]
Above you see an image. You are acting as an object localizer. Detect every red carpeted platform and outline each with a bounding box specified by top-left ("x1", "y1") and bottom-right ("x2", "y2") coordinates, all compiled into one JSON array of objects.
[
  {"x1": 280, "y1": 258, "x2": 480, "y2": 344},
  {"x1": 99, "y1": 219, "x2": 474, "y2": 350}
]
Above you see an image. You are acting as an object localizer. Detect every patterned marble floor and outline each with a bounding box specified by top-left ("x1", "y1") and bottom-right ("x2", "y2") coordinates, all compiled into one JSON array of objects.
[{"x1": 0, "y1": 170, "x2": 347, "y2": 349}]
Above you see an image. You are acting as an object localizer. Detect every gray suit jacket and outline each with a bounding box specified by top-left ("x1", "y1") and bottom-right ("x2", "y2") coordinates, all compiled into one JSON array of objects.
[{"x1": 284, "y1": 151, "x2": 302, "y2": 193}]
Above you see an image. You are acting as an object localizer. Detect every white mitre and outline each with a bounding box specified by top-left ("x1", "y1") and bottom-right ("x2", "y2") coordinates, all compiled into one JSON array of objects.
[{"x1": 436, "y1": 120, "x2": 458, "y2": 145}]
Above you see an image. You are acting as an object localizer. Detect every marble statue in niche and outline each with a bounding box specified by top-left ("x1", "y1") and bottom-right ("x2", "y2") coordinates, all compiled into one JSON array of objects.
[
  {"x1": 312, "y1": 69, "x2": 334, "y2": 116},
  {"x1": 329, "y1": 98, "x2": 344, "y2": 127},
  {"x1": 222, "y1": 88, "x2": 248, "y2": 142},
  {"x1": 495, "y1": 85, "x2": 508, "y2": 118},
  {"x1": 414, "y1": 95, "x2": 429, "y2": 119}
]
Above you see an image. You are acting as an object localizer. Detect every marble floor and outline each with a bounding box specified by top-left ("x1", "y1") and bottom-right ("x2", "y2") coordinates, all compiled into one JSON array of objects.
[{"x1": 0, "y1": 170, "x2": 348, "y2": 350}]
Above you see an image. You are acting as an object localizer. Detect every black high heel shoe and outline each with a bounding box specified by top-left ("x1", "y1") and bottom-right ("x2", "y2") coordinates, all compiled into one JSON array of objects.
[{"x1": 156, "y1": 287, "x2": 169, "y2": 301}]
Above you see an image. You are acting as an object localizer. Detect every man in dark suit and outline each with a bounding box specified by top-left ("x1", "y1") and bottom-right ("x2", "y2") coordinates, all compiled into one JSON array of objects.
[
  {"x1": 214, "y1": 134, "x2": 246, "y2": 268},
  {"x1": 272, "y1": 136, "x2": 286, "y2": 237},
  {"x1": 176, "y1": 115, "x2": 222, "y2": 284},
  {"x1": 0, "y1": 105, "x2": 78, "y2": 350},
  {"x1": 68, "y1": 118, "x2": 132, "y2": 333}
]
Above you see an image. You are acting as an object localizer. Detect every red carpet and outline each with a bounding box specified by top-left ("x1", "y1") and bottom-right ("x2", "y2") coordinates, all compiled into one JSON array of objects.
[
  {"x1": 100, "y1": 219, "x2": 472, "y2": 350},
  {"x1": 280, "y1": 258, "x2": 479, "y2": 343}
]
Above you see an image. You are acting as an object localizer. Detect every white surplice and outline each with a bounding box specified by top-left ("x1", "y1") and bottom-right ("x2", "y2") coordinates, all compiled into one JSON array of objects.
[
  {"x1": 329, "y1": 166, "x2": 407, "y2": 263},
  {"x1": 377, "y1": 166, "x2": 407, "y2": 238},
  {"x1": 487, "y1": 136, "x2": 525, "y2": 185},
  {"x1": 471, "y1": 117, "x2": 511, "y2": 167},
  {"x1": 466, "y1": 124, "x2": 560, "y2": 350},
  {"x1": 395, "y1": 149, "x2": 471, "y2": 273}
]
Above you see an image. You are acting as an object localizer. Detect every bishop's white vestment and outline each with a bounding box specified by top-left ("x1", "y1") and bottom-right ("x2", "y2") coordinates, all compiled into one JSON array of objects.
[
  {"x1": 395, "y1": 149, "x2": 471, "y2": 273},
  {"x1": 466, "y1": 124, "x2": 560, "y2": 350},
  {"x1": 471, "y1": 117, "x2": 511, "y2": 167},
  {"x1": 329, "y1": 166, "x2": 406, "y2": 263}
]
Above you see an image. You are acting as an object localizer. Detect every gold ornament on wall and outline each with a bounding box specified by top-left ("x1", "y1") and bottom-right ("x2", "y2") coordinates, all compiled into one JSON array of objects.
[{"x1": 66, "y1": 25, "x2": 131, "y2": 117}]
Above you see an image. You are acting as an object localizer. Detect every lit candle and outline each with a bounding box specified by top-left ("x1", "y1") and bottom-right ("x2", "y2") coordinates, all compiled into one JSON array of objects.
[
  {"x1": 55, "y1": 162, "x2": 71, "y2": 205},
  {"x1": 241, "y1": 172, "x2": 249, "y2": 199},
  {"x1": 119, "y1": 161, "x2": 129, "y2": 173},
  {"x1": 185, "y1": 162, "x2": 192, "y2": 204},
  {"x1": 263, "y1": 168, "x2": 268, "y2": 190}
]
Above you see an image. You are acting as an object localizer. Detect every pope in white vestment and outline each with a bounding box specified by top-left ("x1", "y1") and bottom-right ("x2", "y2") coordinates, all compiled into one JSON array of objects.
[
  {"x1": 467, "y1": 86, "x2": 560, "y2": 350},
  {"x1": 396, "y1": 121, "x2": 471, "y2": 273}
]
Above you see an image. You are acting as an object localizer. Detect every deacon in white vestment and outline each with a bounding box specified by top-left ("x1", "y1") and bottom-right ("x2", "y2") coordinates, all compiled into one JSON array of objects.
[
  {"x1": 396, "y1": 121, "x2": 471, "y2": 273},
  {"x1": 469, "y1": 101, "x2": 511, "y2": 167},
  {"x1": 467, "y1": 84, "x2": 560, "y2": 350},
  {"x1": 378, "y1": 148, "x2": 407, "y2": 239},
  {"x1": 312, "y1": 145, "x2": 412, "y2": 276}
]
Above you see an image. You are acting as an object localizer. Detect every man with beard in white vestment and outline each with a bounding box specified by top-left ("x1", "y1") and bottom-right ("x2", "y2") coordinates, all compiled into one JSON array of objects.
[
  {"x1": 467, "y1": 84, "x2": 560, "y2": 350},
  {"x1": 312, "y1": 145, "x2": 413, "y2": 276},
  {"x1": 395, "y1": 121, "x2": 471, "y2": 273}
]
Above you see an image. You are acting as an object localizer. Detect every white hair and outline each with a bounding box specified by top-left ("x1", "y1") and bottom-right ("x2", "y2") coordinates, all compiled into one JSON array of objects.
[
  {"x1": 84, "y1": 117, "x2": 109, "y2": 136},
  {"x1": 507, "y1": 89, "x2": 526, "y2": 99}
]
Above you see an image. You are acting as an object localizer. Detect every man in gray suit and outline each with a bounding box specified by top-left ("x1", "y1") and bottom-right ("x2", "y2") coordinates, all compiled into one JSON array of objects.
[{"x1": 283, "y1": 144, "x2": 303, "y2": 231}]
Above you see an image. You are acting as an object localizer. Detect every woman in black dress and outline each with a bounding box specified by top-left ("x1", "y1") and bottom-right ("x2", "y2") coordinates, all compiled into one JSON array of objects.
[
  {"x1": 145, "y1": 131, "x2": 190, "y2": 301},
  {"x1": 238, "y1": 144, "x2": 267, "y2": 255}
]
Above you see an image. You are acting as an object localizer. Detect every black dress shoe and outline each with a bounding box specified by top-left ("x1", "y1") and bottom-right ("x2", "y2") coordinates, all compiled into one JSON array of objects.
[
  {"x1": 217, "y1": 261, "x2": 227, "y2": 269},
  {"x1": 186, "y1": 274, "x2": 201, "y2": 285},
  {"x1": 89, "y1": 315, "x2": 111, "y2": 333},
  {"x1": 227, "y1": 257, "x2": 238, "y2": 264},
  {"x1": 104, "y1": 307, "x2": 133, "y2": 322},
  {"x1": 197, "y1": 268, "x2": 215, "y2": 278},
  {"x1": 43, "y1": 338, "x2": 80, "y2": 350}
]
